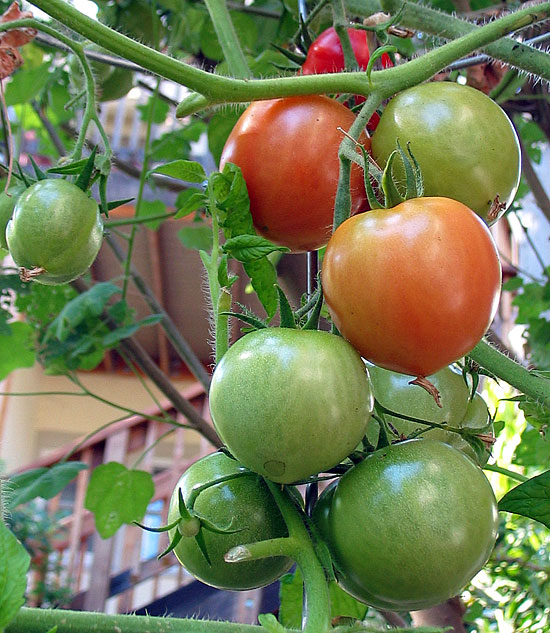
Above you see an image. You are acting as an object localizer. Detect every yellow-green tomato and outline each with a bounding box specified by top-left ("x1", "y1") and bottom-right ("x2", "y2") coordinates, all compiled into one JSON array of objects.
[
  {"x1": 371, "y1": 82, "x2": 521, "y2": 223},
  {"x1": 6, "y1": 179, "x2": 103, "y2": 285},
  {"x1": 168, "y1": 452, "x2": 293, "y2": 590},
  {"x1": 366, "y1": 363, "x2": 492, "y2": 464},
  {"x1": 313, "y1": 439, "x2": 499, "y2": 611},
  {"x1": 209, "y1": 328, "x2": 374, "y2": 484}
]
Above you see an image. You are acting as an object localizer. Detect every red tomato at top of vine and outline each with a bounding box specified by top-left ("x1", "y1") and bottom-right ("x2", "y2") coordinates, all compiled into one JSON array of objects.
[
  {"x1": 321, "y1": 197, "x2": 502, "y2": 378},
  {"x1": 219, "y1": 95, "x2": 369, "y2": 252},
  {"x1": 302, "y1": 27, "x2": 392, "y2": 75}
]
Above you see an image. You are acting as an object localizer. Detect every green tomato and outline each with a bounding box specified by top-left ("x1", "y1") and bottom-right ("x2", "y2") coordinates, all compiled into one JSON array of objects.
[
  {"x1": 168, "y1": 452, "x2": 293, "y2": 590},
  {"x1": 6, "y1": 180, "x2": 103, "y2": 285},
  {"x1": 313, "y1": 439, "x2": 499, "y2": 611},
  {"x1": 371, "y1": 82, "x2": 521, "y2": 223},
  {"x1": 366, "y1": 363, "x2": 492, "y2": 464},
  {"x1": 209, "y1": 328, "x2": 374, "y2": 484},
  {"x1": 0, "y1": 180, "x2": 26, "y2": 250}
]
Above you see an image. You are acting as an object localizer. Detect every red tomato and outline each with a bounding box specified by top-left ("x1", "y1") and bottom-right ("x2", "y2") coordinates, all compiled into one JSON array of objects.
[
  {"x1": 302, "y1": 27, "x2": 392, "y2": 75},
  {"x1": 220, "y1": 95, "x2": 369, "y2": 252},
  {"x1": 321, "y1": 197, "x2": 502, "y2": 377}
]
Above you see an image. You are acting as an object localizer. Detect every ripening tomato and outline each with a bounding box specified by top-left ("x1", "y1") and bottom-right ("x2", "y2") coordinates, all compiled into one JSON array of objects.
[
  {"x1": 321, "y1": 197, "x2": 501, "y2": 377},
  {"x1": 302, "y1": 27, "x2": 392, "y2": 75},
  {"x1": 371, "y1": 82, "x2": 521, "y2": 223},
  {"x1": 313, "y1": 439, "x2": 499, "y2": 611},
  {"x1": 219, "y1": 95, "x2": 369, "y2": 252}
]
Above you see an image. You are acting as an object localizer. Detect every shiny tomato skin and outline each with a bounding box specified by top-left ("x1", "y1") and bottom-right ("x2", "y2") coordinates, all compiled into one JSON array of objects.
[
  {"x1": 168, "y1": 452, "x2": 293, "y2": 591},
  {"x1": 219, "y1": 96, "x2": 369, "y2": 252},
  {"x1": 366, "y1": 363, "x2": 492, "y2": 464},
  {"x1": 209, "y1": 328, "x2": 374, "y2": 483},
  {"x1": 371, "y1": 82, "x2": 521, "y2": 223},
  {"x1": 303, "y1": 27, "x2": 369, "y2": 74},
  {"x1": 313, "y1": 439, "x2": 499, "y2": 611},
  {"x1": 321, "y1": 197, "x2": 501, "y2": 377}
]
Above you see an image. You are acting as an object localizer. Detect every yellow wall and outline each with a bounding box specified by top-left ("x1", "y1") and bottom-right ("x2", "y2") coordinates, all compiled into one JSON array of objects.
[{"x1": 0, "y1": 364, "x2": 203, "y2": 472}]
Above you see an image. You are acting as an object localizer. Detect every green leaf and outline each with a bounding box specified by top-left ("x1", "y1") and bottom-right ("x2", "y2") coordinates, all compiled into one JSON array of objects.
[
  {"x1": 46, "y1": 283, "x2": 121, "y2": 343},
  {"x1": 258, "y1": 613, "x2": 286, "y2": 633},
  {"x1": 200, "y1": 11, "x2": 258, "y2": 62},
  {"x1": 503, "y1": 276, "x2": 523, "y2": 292},
  {"x1": 137, "y1": 95, "x2": 170, "y2": 124},
  {"x1": 223, "y1": 234, "x2": 289, "y2": 263},
  {"x1": 175, "y1": 188, "x2": 207, "y2": 218},
  {"x1": 85, "y1": 462, "x2": 155, "y2": 539},
  {"x1": 207, "y1": 108, "x2": 244, "y2": 166},
  {"x1": 101, "y1": 314, "x2": 162, "y2": 346},
  {"x1": 139, "y1": 200, "x2": 167, "y2": 230},
  {"x1": 178, "y1": 224, "x2": 213, "y2": 252},
  {"x1": 5, "y1": 62, "x2": 51, "y2": 106},
  {"x1": 0, "y1": 521, "x2": 30, "y2": 630},
  {"x1": 8, "y1": 462, "x2": 88, "y2": 509},
  {"x1": 329, "y1": 582, "x2": 368, "y2": 621},
  {"x1": 499, "y1": 470, "x2": 550, "y2": 528},
  {"x1": 279, "y1": 568, "x2": 303, "y2": 629},
  {"x1": 149, "y1": 160, "x2": 206, "y2": 184},
  {"x1": 244, "y1": 258, "x2": 278, "y2": 319},
  {"x1": 0, "y1": 322, "x2": 35, "y2": 380},
  {"x1": 514, "y1": 427, "x2": 550, "y2": 468}
]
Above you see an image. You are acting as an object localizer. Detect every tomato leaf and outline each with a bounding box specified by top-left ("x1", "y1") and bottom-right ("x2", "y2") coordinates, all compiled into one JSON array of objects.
[
  {"x1": 8, "y1": 462, "x2": 88, "y2": 509},
  {"x1": 45, "y1": 282, "x2": 120, "y2": 343},
  {"x1": 279, "y1": 568, "x2": 303, "y2": 629},
  {"x1": 0, "y1": 321, "x2": 35, "y2": 381},
  {"x1": 178, "y1": 224, "x2": 213, "y2": 252},
  {"x1": 499, "y1": 470, "x2": 550, "y2": 528},
  {"x1": 258, "y1": 613, "x2": 286, "y2": 633},
  {"x1": 85, "y1": 462, "x2": 155, "y2": 539},
  {"x1": 174, "y1": 188, "x2": 207, "y2": 218},
  {"x1": 0, "y1": 520, "x2": 30, "y2": 630},
  {"x1": 101, "y1": 314, "x2": 162, "y2": 346},
  {"x1": 222, "y1": 234, "x2": 289, "y2": 263},
  {"x1": 329, "y1": 582, "x2": 368, "y2": 621},
  {"x1": 149, "y1": 160, "x2": 206, "y2": 184}
]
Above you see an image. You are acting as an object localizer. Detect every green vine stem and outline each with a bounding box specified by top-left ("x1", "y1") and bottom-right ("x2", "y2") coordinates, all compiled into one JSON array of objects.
[
  {"x1": 484, "y1": 463, "x2": 528, "y2": 483},
  {"x1": 331, "y1": 0, "x2": 357, "y2": 70},
  {"x1": 226, "y1": 480, "x2": 332, "y2": 633},
  {"x1": 0, "y1": 18, "x2": 111, "y2": 160},
  {"x1": 20, "y1": 0, "x2": 550, "y2": 109},
  {"x1": 469, "y1": 339, "x2": 550, "y2": 408},
  {"x1": 5, "y1": 608, "x2": 284, "y2": 633},
  {"x1": 349, "y1": 0, "x2": 550, "y2": 82},
  {"x1": 203, "y1": 0, "x2": 251, "y2": 78}
]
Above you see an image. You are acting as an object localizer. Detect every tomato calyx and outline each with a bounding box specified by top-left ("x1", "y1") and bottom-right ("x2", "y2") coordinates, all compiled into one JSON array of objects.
[
  {"x1": 18, "y1": 266, "x2": 46, "y2": 283},
  {"x1": 136, "y1": 471, "x2": 252, "y2": 565},
  {"x1": 409, "y1": 376, "x2": 442, "y2": 407}
]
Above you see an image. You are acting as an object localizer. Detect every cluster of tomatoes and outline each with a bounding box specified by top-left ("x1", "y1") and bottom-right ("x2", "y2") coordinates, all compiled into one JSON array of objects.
[{"x1": 169, "y1": 26, "x2": 521, "y2": 615}]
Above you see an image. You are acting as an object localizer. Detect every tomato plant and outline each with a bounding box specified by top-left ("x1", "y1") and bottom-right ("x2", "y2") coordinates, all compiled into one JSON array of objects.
[
  {"x1": 0, "y1": 180, "x2": 25, "y2": 250},
  {"x1": 6, "y1": 179, "x2": 104, "y2": 285},
  {"x1": 366, "y1": 362, "x2": 492, "y2": 464},
  {"x1": 219, "y1": 95, "x2": 369, "y2": 252},
  {"x1": 70, "y1": 45, "x2": 134, "y2": 102},
  {"x1": 371, "y1": 82, "x2": 521, "y2": 223},
  {"x1": 209, "y1": 328, "x2": 374, "y2": 483},
  {"x1": 313, "y1": 439, "x2": 499, "y2": 611},
  {"x1": 322, "y1": 197, "x2": 502, "y2": 377},
  {"x1": 167, "y1": 452, "x2": 293, "y2": 590}
]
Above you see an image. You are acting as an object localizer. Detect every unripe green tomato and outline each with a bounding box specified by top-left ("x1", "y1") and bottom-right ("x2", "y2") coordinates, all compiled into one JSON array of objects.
[
  {"x1": 0, "y1": 180, "x2": 26, "y2": 250},
  {"x1": 366, "y1": 363, "x2": 492, "y2": 464},
  {"x1": 168, "y1": 452, "x2": 293, "y2": 590},
  {"x1": 371, "y1": 82, "x2": 521, "y2": 223},
  {"x1": 313, "y1": 439, "x2": 499, "y2": 611},
  {"x1": 209, "y1": 328, "x2": 374, "y2": 484},
  {"x1": 6, "y1": 179, "x2": 104, "y2": 285}
]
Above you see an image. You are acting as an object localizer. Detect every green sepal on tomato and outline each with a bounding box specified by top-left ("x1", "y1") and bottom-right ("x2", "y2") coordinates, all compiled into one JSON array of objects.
[
  {"x1": 366, "y1": 362, "x2": 493, "y2": 464},
  {"x1": 209, "y1": 328, "x2": 374, "y2": 484},
  {"x1": 6, "y1": 179, "x2": 104, "y2": 285},
  {"x1": 371, "y1": 81, "x2": 521, "y2": 223},
  {"x1": 313, "y1": 439, "x2": 499, "y2": 611},
  {"x1": 219, "y1": 95, "x2": 369, "y2": 252},
  {"x1": 321, "y1": 196, "x2": 502, "y2": 378},
  {"x1": 167, "y1": 452, "x2": 293, "y2": 591}
]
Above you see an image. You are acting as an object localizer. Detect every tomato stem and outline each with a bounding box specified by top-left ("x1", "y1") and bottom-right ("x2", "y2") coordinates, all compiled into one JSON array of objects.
[{"x1": 264, "y1": 480, "x2": 332, "y2": 633}]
